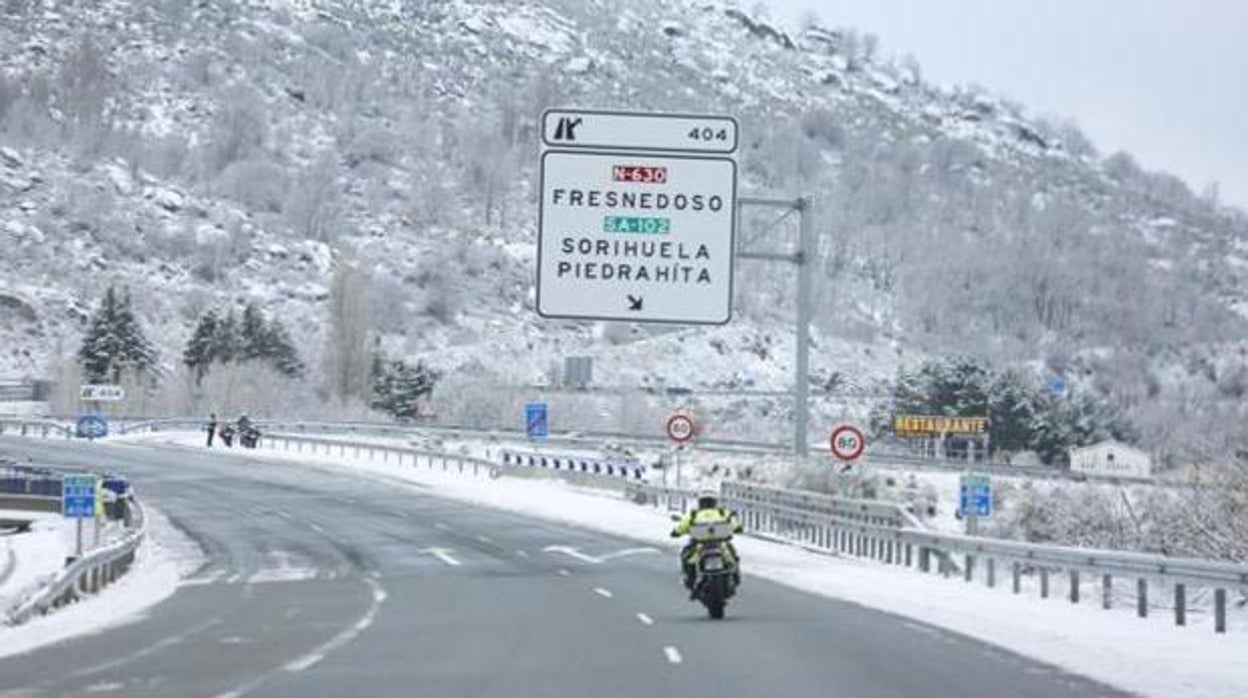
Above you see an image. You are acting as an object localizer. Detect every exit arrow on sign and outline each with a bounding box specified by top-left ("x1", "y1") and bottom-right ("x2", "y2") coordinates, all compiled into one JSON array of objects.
[{"x1": 627, "y1": 295, "x2": 643, "y2": 311}]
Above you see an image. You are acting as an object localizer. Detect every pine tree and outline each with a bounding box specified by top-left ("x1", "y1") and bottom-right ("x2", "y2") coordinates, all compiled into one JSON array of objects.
[
  {"x1": 266, "y1": 319, "x2": 305, "y2": 378},
  {"x1": 78, "y1": 286, "x2": 158, "y2": 384},
  {"x1": 183, "y1": 310, "x2": 220, "y2": 384},
  {"x1": 370, "y1": 353, "x2": 439, "y2": 420},
  {"x1": 114, "y1": 291, "x2": 158, "y2": 378},
  {"x1": 79, "y1": 286, "x2": 122, "y2": 383},
  {"x1": 240, "y1": 303, "x2": 268, "y2": 362},
  {"x1": 214, "y1": 310, "x2": 241, "y2": 365}
]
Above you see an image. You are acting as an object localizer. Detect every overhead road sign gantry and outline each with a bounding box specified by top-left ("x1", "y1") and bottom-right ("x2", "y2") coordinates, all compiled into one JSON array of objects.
[{"x1": 538, "y1": 108, "x2": 739, "y2": 325}]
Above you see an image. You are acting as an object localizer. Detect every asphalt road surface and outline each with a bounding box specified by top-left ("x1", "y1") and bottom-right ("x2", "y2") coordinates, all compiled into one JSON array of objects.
[{"x1": 0, "y1": 437, "x2": 1129, "y2": 698}]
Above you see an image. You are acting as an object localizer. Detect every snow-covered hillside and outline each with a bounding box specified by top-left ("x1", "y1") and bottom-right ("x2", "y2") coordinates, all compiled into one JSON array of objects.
[{"x1": 0, "y1": 0, "x2": 1244, "y2": 458}]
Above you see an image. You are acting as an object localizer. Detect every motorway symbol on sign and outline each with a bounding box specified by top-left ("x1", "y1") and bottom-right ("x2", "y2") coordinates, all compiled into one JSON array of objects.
[
  {"x1": 959, "y1": 473, "x2": 992, "y2": 517},
  {"x1": 75, "y1": 413, "x2": 109, "y2": 439},
  {"x1": 62, "y1": 474, "x2": 97, "y2": 519},
  {"x1": 666, "y1": 414, "x2": 697, "y2": 444},
  {"x1": 537, "y1": 109, "x2": 738, "y2": 325},
  {"x1": 829, "y1": 424, "x2": 866, "y2": 462},
  {"x1": 80, "y1": 384, "x2": 125, "y2": 401},
  {"x1": 525, "y1": 402, "x2": 549, "y2": 440}
]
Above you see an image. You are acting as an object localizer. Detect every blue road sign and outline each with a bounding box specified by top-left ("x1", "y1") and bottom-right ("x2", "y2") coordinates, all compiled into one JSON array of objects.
[
  {"x1": 525, "y1": 402, "x2": 548, "y2": 440},
  {"x1": 63, "y1": 474, "x2": 97, "y2": 519},
  {"x1": 959, "y1": 474, "x2": 992, "y2": 517},
  {"x1": 75, "y1": 413, "x2": 109, "y2": 439},
  {"x1": 1046, "y1": 374, "x2": 1067, "y2": 399}
]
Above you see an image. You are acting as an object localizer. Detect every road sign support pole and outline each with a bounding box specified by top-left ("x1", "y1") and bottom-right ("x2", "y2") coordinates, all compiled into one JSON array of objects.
[
  {"x1": 76, "y1": 519, "x2": 83, "y2": 558},
  {"x1": 795, "y1": 197, "x2": 812, "y2": 458},
  {"x1": 736, "y1": 195, "x2": 814, "y2": 457}
]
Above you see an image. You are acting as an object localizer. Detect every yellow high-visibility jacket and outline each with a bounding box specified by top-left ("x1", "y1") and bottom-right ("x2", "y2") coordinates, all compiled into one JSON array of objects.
[{"x1": 671, "y1": 507, "x2": 743, "y2": 538}]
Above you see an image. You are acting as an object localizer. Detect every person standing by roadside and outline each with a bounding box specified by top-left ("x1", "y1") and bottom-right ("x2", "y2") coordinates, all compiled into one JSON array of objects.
[{"x1": 206, "y1": 413, "x2": 218, "y2": 447}]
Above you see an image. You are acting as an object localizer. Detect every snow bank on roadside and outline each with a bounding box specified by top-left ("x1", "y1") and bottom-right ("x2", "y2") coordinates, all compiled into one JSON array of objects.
[
  {"x1": 121, "y1": 431, "x2": 1248, "y2": 698},
  {"x1": 1, "y1": 511, "x2": 69, "y2": 613},
  {"x1": 0, "y1": 504, "x2": 204, "y2": 659}
]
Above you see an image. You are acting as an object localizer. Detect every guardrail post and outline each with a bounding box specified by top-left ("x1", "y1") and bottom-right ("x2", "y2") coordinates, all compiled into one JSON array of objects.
[
  {"x1": 1174, "y1": 584, "x2": 1185, "y2": 626},
  {"x1": 1137, "y1": 578, "x2": 1148, "y2": 618},
  {"x1": 1214, "y1": 589, "x2": 1226, "y2": 633},
  {"x1": 1069, "y1": 570, "x2": 1080, "y2": 604},
  {"x1": 1102, "y1": 574, "x2": 1112, "y2": 609},
  {"x1": 1012, "y1": 562, "x2": 1021, "y2": 594},
  {"x1": 1040, "y1": 568, "x2": 1049, "y2": 598},
  {"x1": 986, "y1": 558, "x2": 996, "y2": 588},
  {"x1": 964, "y1": 555, "x2": 974, "y2": 582}
]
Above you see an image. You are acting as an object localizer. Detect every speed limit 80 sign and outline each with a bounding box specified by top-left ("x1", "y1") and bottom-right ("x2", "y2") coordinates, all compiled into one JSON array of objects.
[
  {"x1": 666, "y1": 413, "x2": 697, "y2": 444},
  {"x1": 830, "y1": 424, "x2": 866, "y2": 462}
]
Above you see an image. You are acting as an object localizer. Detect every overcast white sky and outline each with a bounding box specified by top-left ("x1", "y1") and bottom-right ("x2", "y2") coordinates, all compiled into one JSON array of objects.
[{"x1": 761, "y1": 0, "x2": 1248, "y2": 210}]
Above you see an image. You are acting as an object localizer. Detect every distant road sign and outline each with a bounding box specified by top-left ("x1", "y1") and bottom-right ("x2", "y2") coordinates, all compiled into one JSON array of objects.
[
  {"x1": 62, "y1": 474, "x2": 97, "y2": 519},
  {"x1": 537, "y1": 109, "x2": 738, "y2": 325},
  {"x1": 80, "y1": 384, "x2": 125, "y2": 401},
  {"x1": 893, "y1": 414, "x2": 988, "y2": 437},
  {"x1": 959, "y1": 473, "x2": 993, "y2": 517},
  {"x1": 75, "y1": 414, "x2": 108, "y2": 439},
  {"x1": 830, "y1": 424, "x2": 866, "y2": 462},
  {"x1": 666, "y1": 413, "x2": 697, "y2": 444},
  {"x1": 525, "y1": 402, "x2": 549, "y2": 440}
]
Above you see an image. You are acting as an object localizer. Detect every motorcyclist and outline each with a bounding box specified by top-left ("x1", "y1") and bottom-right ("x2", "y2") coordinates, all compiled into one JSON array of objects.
[{"x1": 670, "y1": 490, "x2": 743, "y2": 593}]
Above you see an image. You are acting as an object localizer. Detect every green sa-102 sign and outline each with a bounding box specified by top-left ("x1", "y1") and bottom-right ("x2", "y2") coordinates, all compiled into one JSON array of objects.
[{"x1": 603, "y1": 216, "x2": 671, "y2": 234}]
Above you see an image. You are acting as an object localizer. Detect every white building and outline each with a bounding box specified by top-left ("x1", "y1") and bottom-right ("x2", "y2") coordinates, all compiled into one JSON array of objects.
[{"x1": 1069, "y1": 440, "x2": 1152, "y2": 480}]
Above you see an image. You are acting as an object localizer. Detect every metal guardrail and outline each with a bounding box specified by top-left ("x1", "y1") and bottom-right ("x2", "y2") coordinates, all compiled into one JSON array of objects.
[
  {"x1": 256, "y1": 432, "x2": 639, "y2": 491},
  {"x1": 0, "y1": 419, "x2": 73, "y2": 440},
  {"x1": 705, "y1": 482, "x2": 1247, "y2": 634},
  {"x1": 4, "y1": 491, "x2": 145, "y2": 626}
]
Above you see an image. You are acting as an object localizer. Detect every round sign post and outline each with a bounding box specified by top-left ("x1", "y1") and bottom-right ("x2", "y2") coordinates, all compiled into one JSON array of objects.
[
  {"x1": 665, "y1": 413, "x2": 698, "y2": 492},
  {"x1": 829, "y1": 424, "x2": 866, "y2": 473},
  {"x1": 666, "y1": 413, "x2": 697, "y2": 444}
]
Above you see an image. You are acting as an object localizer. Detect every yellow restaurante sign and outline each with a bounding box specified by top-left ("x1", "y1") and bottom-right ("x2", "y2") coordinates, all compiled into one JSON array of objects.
[{"x1": 893, "y1": 415, "x2": 989, "y2": 436}]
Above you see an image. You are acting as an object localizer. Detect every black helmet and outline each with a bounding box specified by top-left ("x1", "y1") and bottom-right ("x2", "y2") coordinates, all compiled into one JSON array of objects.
[{"x1": 697, "y1": 490, "x2": 718, "y2": 509}]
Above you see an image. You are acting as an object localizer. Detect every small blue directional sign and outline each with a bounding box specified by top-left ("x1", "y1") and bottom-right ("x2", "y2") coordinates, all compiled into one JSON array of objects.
[
  {"x1": 75, "y1": 413, "x2": 109, "y2": 439},
  {"x1": 1046, "y1": 374, "x2": 1067, "y2": 399},
  {"x1": 525, "y1": 402, "x2": 549, "y2": 440},
  {"x1": 62, "y1": 474, "x2": 98, "y2": 519},
  {"x1": 959, "y1": 473, "x2": 992, "y2": 517}
]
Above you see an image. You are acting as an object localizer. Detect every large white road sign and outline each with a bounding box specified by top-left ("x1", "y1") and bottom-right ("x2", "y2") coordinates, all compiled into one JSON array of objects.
[{"x1": 538, "y1": 109, "x2": 738, "y2": 325}]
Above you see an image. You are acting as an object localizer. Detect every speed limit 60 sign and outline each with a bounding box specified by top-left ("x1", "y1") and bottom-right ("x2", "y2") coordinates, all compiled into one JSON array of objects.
[{"x1": 830, "y1": 424, "x2": 866, "y2": 462}]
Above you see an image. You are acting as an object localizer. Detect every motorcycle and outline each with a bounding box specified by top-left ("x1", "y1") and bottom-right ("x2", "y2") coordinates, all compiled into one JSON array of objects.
[
  {"x1": 673, "y1": 515, "x2": 739, "y2": 619},
  {"x1": 239, "y1": 425, "x2": 261, "y2": 449}
]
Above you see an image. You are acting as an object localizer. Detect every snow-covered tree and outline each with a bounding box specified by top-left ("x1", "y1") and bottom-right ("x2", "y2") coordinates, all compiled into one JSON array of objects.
[
  {"x1": 182, "y1": 310, "x2": 219, "y2": 384},
  {"x1": 78, "y1": 286, "x2": 158, "y2": 384}
]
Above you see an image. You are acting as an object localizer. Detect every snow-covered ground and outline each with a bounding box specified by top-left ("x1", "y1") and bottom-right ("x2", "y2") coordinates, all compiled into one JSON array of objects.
[
  {"x1": 122, "y1": 430, "x2": 1248, "y2": 698},
  {"x1": 0, "y1": 511, "x2": 69, "y2": 614},
  {"x1": 0, "y1": 504, "x2": 203, "y2": 659}
]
